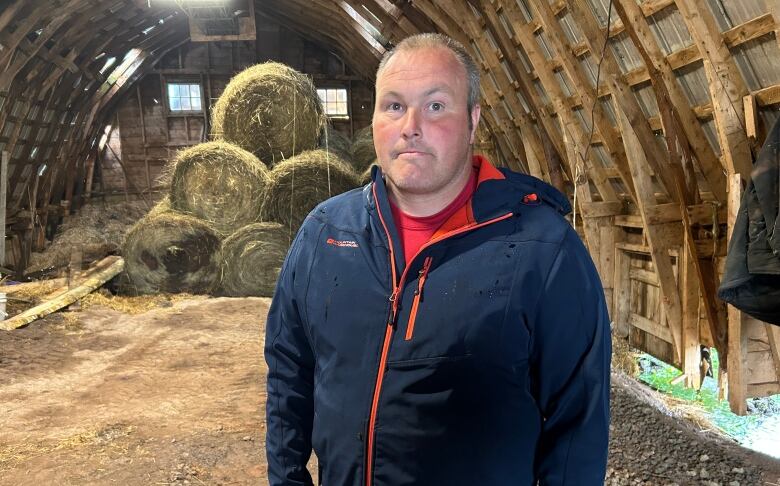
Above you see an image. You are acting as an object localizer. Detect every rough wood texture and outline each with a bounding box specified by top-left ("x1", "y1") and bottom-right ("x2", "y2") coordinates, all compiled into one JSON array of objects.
[{"x1": 0, "y1": 256, "x2": 124, "y2": 331}]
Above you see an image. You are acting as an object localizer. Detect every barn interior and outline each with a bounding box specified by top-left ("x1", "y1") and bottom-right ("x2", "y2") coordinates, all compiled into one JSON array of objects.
[{"x1": 1, "y1": 0, "x2": 780, "y2": 483}]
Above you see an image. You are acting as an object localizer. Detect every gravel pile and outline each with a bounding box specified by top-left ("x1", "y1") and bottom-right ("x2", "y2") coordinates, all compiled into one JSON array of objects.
[{"x1": 607, "y1": 373, "x2": 780, "y2": 485}]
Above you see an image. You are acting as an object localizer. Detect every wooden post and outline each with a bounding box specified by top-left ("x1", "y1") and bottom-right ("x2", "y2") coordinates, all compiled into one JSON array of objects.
[
  {"x1": 0, "y1": 151, "x2": 8, "y2": 268},
  {"x1": 681, "y1": 236, "x2": 702, "y2": 388},
  {"x1": 614, "y1": 248, "x2": 631, "y2": 339},
  {"x1": 726, "y1": 173, "x2": 747, "y2": 415}
]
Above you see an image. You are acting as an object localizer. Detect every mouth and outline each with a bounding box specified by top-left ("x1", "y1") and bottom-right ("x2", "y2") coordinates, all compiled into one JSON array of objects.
[{"x1": 395, "y1": 149, "x2": 429, "y2": 157}]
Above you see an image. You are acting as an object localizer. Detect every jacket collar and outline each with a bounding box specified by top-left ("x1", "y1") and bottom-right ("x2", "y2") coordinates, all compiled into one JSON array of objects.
[{"x1": 367, "y1": 155, "x2": 571, "y2": 246}]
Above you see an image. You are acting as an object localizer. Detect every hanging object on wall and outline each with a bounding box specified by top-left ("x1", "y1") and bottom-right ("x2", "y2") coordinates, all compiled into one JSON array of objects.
[{"x1": 719, "y1": 114, "x2": 780, "y2": 326}]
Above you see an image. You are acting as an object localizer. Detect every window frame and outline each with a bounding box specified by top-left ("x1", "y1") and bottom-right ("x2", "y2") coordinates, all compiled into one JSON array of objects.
[
  {"x1": 165, "y1": 81, "x2": 204, "y2": 114},
  {"x1": 317, "y1": 87, "x2": 350, "y2": 120}
]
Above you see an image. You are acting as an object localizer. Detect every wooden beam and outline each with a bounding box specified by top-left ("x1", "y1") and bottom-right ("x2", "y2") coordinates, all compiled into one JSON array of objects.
[
  {"x1": 485, "y1": 0, "x2": 617, "y2": 201},
  {"x1": 0, "y1": 151, "x2": 7, "y2": 267},
  {"x1": 616, "y1": 105, "x2": 684, "y2": 363},
  {"x1": 530, "y1": 0, "x2": 637, "y2": 200},
  {"x1": 631, "y1": 312, "x2": 673, "y2": 344},
  {"x1": 0, "y1": 256, "x2": 124, "y2": 330},
  {"x1": 744, "y1": 94, "x2": 758, "y2": 149},
  {"x1": 727, "y1": 173, "x2": 747, "y2": 415},
  {"x1": 580, "y1": 201, "x2": 624, "y2": 218},
  {"x1": 609, "y1": 0, "x2": 728, "y2": 203},
  {"x1": 703, "y1": 59, "x2": 753, "y2": 181},
  {"x1": 755, "y1": 83, "x2": 780, "y2": 106},
  {"x1": 681, "y1": 236, "x2": 702, "y2": 388},
  {"x1": 722, "y1": 13, "x2": 776, "y2": 48}
]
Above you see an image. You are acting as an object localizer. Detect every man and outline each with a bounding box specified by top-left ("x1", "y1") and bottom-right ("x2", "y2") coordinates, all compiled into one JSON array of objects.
[{"x1": 266, "y1": 33, "x2": 611, "y2": 486}]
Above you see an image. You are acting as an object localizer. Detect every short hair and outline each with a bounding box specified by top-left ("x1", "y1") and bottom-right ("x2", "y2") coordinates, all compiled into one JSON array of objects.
[{"x1": 376, "y1": 33, "x2": 481, "y2": 115}]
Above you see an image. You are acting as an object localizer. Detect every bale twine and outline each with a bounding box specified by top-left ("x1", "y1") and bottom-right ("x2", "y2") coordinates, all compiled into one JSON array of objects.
[
  {"x1": 122, "y1": 211, "x2": 221, "y2": 294},
  {"x1": 319, "y1": 125, "x2": 352, "y2": 164},
  {"x1": 211, "y1": 62, "x2": 324, "y2": 165},
  {"x1": 169, "y1": 141, "x2": 269, "y2": 236},
  {"x1": 261, "y1": 149, "x2": 360, "y2": 233},
  {"x1": 350, "y1": 125, "x2": 377, "y2": 174},
  {"x1": 218, "y1": 222, "x2": 290, "y2": 297}
]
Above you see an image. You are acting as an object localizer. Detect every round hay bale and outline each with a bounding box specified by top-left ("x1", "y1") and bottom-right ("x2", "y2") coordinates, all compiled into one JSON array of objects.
[
  {"x1": 319, "y1": 125, "x2": 352, "y2": 163},
  {"x1": 147, "y1": 197, "x2": 173, "y2": 219},
  {"x1": 211, "y1": 62, "x2": 324, "y2": 165},
  {"x1": 218, "y1": 222, "x2": 290, "y2": 297},
  {"x1": 169, "y1": 141, "x2": 269, "y2": 235},
  {"x1": 350, "y1": 125, "x2": 377, "y2": 173},
  {"x1": 122, "y1": 211, "x2": 221, "y2": 294},
  {"x1": 261, "y1": 149, "x2": 361, "y2": 232}
]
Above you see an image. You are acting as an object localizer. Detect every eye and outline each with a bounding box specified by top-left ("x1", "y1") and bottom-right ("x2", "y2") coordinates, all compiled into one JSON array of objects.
[
  {"x1": 388, "y1": 102, "x2": 402, "y2": 111},
  {"x1": 429, "y1": 102, "x2": 444, "y2": 111}
]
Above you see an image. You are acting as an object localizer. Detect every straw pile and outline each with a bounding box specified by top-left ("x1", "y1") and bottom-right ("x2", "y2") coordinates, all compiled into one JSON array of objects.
[
  {"x1": 218, "y1": 222, "x2": 290, "y2": 297},
  {"x1": 319, "y1": 125, "x2": 352, "y2": 163},
  {"x1": 261, "y1": 149, "x2": 360, "y2": 232},
  {"x1": 26, "y1": 201, "x2": 150, "y2": 276},
  {"x1": 211, "y1": 62, "x2": 324, "y2": 166},
  {"x1": 169, "y1": 141, "x2": 269, "y2": 235},
  {"x1": 122, "y1": 210, "x2": 221, "y2": 294},
  {"x1": 350, "y1": 125, "x2": 376, "y2": 174}
]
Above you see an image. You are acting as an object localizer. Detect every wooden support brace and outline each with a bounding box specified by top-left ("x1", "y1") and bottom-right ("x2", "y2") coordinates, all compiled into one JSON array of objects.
[
  {"x1": 726, "y1": 173, "x2": 747, "y2": 415},
  {"x1": 616, "y1": 106, "x2": 684, "y2": 364},
  {"x1": 0, "y1": 151, "x2": 7, "y2": 268}
]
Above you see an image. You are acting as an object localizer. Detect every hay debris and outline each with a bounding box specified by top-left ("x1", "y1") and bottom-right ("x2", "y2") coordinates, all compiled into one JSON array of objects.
[
  {"x1": 211, "y1": 62, "x2": 324, "y2": 165},
  {"x1": 350, "y1": 125, "x2": 377, "y2": 174},
  {"x1": 260, "y1": 149, "x2": 361, "y2": 233},
  {"x1": 26, "y1": 200, "x2": 151, "y2": 275},
  {"x1": 612, "y1": 331, "x2": 640, "y2": 377},
  {"x1": 122, "y1": 211, "x2": 221, "y2": 294},
  {"x1": 218, "y1": 222, "x2": 290, "y2": 297},
  {"x1": 79, "y1": 290, "x2": 194, "y2": 314},
  {"x1": 169, "y1": 141, "x2": 269, "y2": 235}
]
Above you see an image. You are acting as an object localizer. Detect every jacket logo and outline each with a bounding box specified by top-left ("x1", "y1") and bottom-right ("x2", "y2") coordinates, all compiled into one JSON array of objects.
[{"x1": 326, "y1": 238, "x2": 358, "y2": 248}]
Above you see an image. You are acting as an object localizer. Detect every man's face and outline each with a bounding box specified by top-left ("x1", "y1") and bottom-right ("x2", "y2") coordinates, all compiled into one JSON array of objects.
[{"x1": 373, "y1": 47, "x2": 480, "y2": 198}]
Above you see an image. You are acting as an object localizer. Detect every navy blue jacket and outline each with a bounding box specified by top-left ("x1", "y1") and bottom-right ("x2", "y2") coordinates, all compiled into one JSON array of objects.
[{"x1": 265, "y1": 157, "x2": 611, "y2": 485}]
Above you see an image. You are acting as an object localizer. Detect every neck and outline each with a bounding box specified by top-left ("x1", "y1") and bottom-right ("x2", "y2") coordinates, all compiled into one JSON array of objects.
[{"x1": 386, "y1": 161, "x2": 472, "y2": 217}]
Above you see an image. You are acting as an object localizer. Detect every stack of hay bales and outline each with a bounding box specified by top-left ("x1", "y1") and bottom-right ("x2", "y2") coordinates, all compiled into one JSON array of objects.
[
  {"x1": 122, "y1": 61, "x2": 365, "y2": 297},
  {"x1": 261, "y1": 149, "x2": 360, "y2": 232},
  {"x1": 351, "y1": 125, "x2": 377, "y2": 175},
  {"x1": 122, "y1": 140, "x2": 268, "y2": 295}
]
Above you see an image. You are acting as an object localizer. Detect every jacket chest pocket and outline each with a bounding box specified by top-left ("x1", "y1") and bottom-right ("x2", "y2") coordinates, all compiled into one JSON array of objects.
[{"x1": 394, "y1": 249, "x2": 518, "y2": 364}]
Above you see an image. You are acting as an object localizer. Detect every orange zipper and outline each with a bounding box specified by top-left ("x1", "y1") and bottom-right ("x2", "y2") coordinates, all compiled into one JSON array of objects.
[
  {"x1": 405, "y1": 256, "x2": 433, "y2": 341},
  {"x1": 365, "y1": 183, "x2": 513, "y2": 486}
]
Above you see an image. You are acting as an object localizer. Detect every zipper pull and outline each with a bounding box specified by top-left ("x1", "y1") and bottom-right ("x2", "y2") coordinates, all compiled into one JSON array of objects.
[
  {"x1": 416, "y1": 256, "x2": 433, "y2": 298},
  {"x1": 387, "y1": 287, "x2": 401, "y2": 327}
]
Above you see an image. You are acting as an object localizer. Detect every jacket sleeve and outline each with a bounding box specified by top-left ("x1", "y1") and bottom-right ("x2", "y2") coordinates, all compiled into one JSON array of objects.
[
  {"x1": 531, "y1": 227, "x2": 611, "y2": 485},
  {"x1": 265, "y1": 231, "x2": 316, "y2": 486}
]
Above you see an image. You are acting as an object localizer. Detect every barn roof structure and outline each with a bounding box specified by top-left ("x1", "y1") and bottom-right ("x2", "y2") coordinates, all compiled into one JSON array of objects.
[{"x1": 1, "y1": 0, "x2": 779, "y2": 414}]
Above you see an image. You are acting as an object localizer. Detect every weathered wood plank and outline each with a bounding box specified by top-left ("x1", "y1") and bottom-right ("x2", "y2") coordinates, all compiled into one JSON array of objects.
[{"x1": 0, "y1": 256, "x2": 124, "y2": 330}]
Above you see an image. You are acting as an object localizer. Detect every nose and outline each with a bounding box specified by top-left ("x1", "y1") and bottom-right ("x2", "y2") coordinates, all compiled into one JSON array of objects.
[{"x1": 400, "y1": 108, "x2": 422, "y2": 140}]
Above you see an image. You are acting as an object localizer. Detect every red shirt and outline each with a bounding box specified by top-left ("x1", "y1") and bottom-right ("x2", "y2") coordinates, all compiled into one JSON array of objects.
[{"x1": 390, "y1": 167, "x2": 478, "y2": 266}]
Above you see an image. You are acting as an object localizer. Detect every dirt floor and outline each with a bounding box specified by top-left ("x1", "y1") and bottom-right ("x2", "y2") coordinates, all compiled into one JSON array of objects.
[
  {"x1": 0, "y1": 296, "x2": 273, "y2": 485},
  {"x1": 1, "y1": 295, "x2": 778, "y2": 485}
]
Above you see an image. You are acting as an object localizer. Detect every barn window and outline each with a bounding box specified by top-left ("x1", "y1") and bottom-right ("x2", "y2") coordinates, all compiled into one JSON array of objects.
[
  {"x1": 167, "y1": 82, "x2": 203, "y2": 112},
  {"x1": 317, "y1": 88, "x2": 349, "y2": 119}
]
